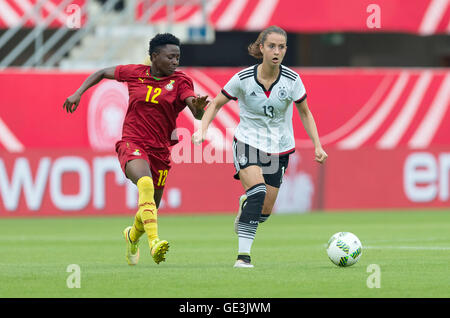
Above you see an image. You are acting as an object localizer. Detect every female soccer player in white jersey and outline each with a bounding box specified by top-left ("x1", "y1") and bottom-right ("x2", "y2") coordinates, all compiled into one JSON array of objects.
[{"x1": 192, "y1": 26, "x2": 328, "y2": 268}]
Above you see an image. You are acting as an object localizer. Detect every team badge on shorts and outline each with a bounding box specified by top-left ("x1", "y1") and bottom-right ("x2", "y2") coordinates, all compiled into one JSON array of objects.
[
  {"x1": 277, "y1": 88, "x2": 288, "y2": 100},
  {"x1": 238, "y1": 153, "x2": 248, "y2": 166},
  {"x1": 132, "y1": 149, "x2": 141, "y2": 156},
  {"x1": 165, "y1": 80, "x2": 175, "y2": 91}
]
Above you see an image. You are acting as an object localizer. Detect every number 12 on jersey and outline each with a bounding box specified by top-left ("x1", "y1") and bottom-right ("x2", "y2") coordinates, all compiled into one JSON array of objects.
[{"x1": 146, "y1": 85, "x2": 161, "y2": 103}]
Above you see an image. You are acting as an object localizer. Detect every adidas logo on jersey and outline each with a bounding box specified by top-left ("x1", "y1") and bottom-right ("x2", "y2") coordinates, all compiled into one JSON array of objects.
[{"x1": 250, "y1": 91, "x2": 257, "y2": 96}]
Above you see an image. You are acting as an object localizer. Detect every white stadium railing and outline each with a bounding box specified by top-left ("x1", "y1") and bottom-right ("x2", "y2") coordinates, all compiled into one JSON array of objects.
[{"x1": 0, "y1": 0, "x2": 212, "y2": 70}]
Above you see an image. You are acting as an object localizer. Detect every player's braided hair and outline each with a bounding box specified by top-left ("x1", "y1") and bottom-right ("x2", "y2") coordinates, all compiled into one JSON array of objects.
[
  {"x1": 248, "y1": 26, "x2": 287, "y2": 59},
  {"x1": 148, "y1": 33, "x2": 180, "y2": 59}
]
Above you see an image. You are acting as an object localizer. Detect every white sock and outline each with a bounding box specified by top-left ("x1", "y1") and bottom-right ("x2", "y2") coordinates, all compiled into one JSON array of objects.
[{"x1": 238, "y1": 235, "x2": 254, "y2": 255}]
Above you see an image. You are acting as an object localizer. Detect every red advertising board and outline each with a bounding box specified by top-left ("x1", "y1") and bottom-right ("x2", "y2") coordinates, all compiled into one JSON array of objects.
[
  {"x1": 0, "y1": 149, "x2": 321, "y2": 216},
  {"x1": 0, "y1": 67, "x2": 449, "y2": 216},
  {"x1": 323, "y1": 147, "x2": 450, "y2": 210}
]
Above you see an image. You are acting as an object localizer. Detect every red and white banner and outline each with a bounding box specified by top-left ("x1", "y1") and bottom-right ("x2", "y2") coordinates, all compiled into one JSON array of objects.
[
  {"x1": 0, "y1": 0, "x2": 86, "y2": 28},
  {"x1": 0, "y1": 67, "x2": 449, "y2": 216},
  {"x1": 1, "y1": 68, "x2": 448, "y2": 152},
  {"x1": 136, "y1": 0, "x2": 450, "y2": 34},
  {"x1": 1, "y1": 0, "x2": 449, "y2": 34}
]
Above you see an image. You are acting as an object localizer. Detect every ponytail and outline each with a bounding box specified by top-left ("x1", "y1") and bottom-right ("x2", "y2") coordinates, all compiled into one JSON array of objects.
[
  {"x1": 248, "y1": 33, "x2": 264, "y2": 59},
  {"x1": 248, "y1": 26, "x2": 287, "y2": 60}
]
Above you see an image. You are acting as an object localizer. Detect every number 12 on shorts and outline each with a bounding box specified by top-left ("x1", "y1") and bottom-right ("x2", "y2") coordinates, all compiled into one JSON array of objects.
[{"x1": 157, "y1": 169, "x2": 168, "y2": 186}]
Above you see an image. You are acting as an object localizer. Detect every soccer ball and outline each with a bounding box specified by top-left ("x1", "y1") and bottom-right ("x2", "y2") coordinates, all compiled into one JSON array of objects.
[{"x1": 327, "y1": 232, "x2": 362, "y2": 267}]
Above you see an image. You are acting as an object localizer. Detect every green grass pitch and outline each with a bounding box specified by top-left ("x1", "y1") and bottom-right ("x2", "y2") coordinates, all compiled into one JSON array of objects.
[{"x1": 0, "y1": 210, "x2": 449, "y2": 298}]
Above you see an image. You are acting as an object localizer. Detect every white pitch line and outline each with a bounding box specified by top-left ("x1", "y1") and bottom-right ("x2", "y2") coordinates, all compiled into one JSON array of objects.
[{"x1": 364, "y1": 245, "x2": 450, "y2": 251}]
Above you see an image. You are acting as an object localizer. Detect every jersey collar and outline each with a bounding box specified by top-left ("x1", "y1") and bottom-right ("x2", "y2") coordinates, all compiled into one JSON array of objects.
[
  {"x1": 253, "y1": 64, "x2": 282, "y2": 93},
  {"x1": 148, "y1": 65, "x2": 176, "y2": 80}
]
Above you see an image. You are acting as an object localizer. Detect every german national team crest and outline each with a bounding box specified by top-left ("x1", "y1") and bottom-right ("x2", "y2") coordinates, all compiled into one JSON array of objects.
[
  {"x1": 277, "y1": 87, "x2": 288, "y2": 100},
  {"x1": 165, "y1": 80, "x2": 175, "y2": 91},
  {"x1": 239, "y1": 154, "x2": 248, "y2": 166}
]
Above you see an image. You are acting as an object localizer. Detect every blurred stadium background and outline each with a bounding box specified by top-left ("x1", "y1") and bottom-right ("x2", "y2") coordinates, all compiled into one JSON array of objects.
[{"x1": 0, "y1": 0, "x2": 449, "y2": 217}]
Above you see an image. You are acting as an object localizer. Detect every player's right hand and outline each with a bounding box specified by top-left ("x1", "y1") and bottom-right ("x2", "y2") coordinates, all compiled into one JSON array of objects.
[
  {"x1": 314, "y1": 146, "x2": 328, "y2": 164},
  {"x1": 63, "y1": 92, "x2": 81, "y2": 113},
  {"x1": 192, "y1": 129, "x2": 206, "y2": 145}
]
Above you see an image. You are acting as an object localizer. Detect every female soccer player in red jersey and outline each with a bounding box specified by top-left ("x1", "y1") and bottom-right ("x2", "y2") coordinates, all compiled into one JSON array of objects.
[
  {"x1": 193, "y1": 26, "x2": 327, "y2": 268},
  {"x1": 63, "y1": 33, "x2": 208, "y2": 265}
]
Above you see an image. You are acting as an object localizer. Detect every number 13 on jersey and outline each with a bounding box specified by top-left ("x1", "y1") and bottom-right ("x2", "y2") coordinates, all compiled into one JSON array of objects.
[{"x1": 263, "y1": 105, "x2": 274, "y2": 118}]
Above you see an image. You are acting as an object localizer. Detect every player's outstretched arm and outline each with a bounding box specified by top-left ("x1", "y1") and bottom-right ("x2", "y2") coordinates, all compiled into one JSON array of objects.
[
  {"x1": 295, "y1": 99, "x2": 328, "y2": 164},
  {"x1": 185, "y1": 95, "x2": 209, "y2": 120},
  {"x1": 63, "y1": 66, "x2": 116, "y2": 113},
  {"x1": 192, "y1": 92, "x2": 229, "y2": 145}
]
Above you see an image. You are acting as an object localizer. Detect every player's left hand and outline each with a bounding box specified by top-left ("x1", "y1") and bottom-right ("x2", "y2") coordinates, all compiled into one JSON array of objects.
[
  {"x1": 315, "y1": 147, "x2": 328, "y2": 164},
  {"x1": 192, "y1": 129, "x2": 207, "y2": 145},
  {"x1": 63, "y1": 92, "x2": 81, "y2": 113},
  {"x1": 192, "y1": 95, "x2": 209, "y2": 110}
]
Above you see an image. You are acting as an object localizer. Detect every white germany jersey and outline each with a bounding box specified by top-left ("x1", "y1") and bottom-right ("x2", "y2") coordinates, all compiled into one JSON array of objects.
[{"x1": 222, "y1": 64, "x2": 307, "y2": 154}]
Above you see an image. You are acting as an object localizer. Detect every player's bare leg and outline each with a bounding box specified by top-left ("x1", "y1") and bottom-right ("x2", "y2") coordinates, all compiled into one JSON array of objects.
[
  {"x1": 259, "y1": 184, "x2": 279, "y2": 223},
  {"x1": 239, "y1": 166, "x2": 265, "y2": 190},
  {"x1": 125, "y1": 159, "x2": 152, "y2": 184},
  {"x1": 154, "y1": 188, "x2": 164, "y2": 209}
]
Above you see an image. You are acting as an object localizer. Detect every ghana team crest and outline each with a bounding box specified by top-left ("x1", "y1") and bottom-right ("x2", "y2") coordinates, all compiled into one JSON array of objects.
[
  {"x1": 132, "y1": 149, "x2": 141, "y2": 156},
  {"x1": 277, "y1": 87, "x2": 288, "y2": 100},
  {"x1": 165, "y1": 80, "x2": 175, "y2": 91}
]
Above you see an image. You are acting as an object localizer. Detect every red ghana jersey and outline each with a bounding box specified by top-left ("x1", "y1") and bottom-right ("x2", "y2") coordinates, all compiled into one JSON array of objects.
[{"x1": 114, "y1": 64, "x2": 195, "y2": 149}]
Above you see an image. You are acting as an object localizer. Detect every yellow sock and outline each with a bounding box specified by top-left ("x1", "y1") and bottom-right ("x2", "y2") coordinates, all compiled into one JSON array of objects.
[
  {"x1": 136, "y1": 176, "x2": 159, "y2": 248},
  {"x1": 129, "y1": 210, "x2": 145, "y2": 242}
]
